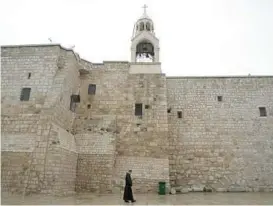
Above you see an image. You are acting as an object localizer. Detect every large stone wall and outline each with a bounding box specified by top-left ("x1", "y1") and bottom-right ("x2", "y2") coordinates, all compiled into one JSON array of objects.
[
  {"x1": 113, "y1": 73, "x2": 170, "y2": 193},
  {"x1": 1, "y1": 45, "x2": 80, "y2": 195},
  {"x1": 2, "y1": 44, "x2": 273, "y2": 195},
  {"x1": 74, "y1": 116, "x2": 116, "y2": 193},
  {"x1": 1, "y1": 113, "x2": 40, "y2": 193},
  {"x1": 167, "y1": 76, "x2": 273, "y2": 192},
  {"x1": 1, "y1": 152, "x2": 32, "y2": 193},
  {"x1": 1, "y1": 45, "x2": 60, "y2": 110},
  {"x1": 74, "y1": 63, "x2": 170, "y2": 193},
  {"x1": 42, "y1": 123, "x2": 77, "y2": 195}
]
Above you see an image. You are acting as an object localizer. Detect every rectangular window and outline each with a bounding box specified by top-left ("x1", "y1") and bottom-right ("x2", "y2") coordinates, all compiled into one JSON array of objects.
[
  {"x1": 88, "y1": 84, "x2": 96, "y2": 95},
  {"x1": 20, "y1": 88, "x2": 31, "y2": 101},
  {"x1": 28, "y1": 73, "x2": 31, "y2": 79},
  {"x1": 70, "y1": 95, "x2": 80, "y2": 112},
  {"x1": 259, "y1": 107, "x2": 267, "y2": 117},
  {"x1": 71, "y1": 94, "x2": 80, "y2": 103},
  {"x1": 135, "y1": 103, "x2": 143, "y2": 116},
  {"x1": 177, "y1": 111, "x2": 182, "y2": 119}
]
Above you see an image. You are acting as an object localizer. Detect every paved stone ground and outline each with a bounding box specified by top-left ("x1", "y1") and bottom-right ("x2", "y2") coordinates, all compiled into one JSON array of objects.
[{"x1": 2, "y1": 192, "x2": 273, "y2": 205}]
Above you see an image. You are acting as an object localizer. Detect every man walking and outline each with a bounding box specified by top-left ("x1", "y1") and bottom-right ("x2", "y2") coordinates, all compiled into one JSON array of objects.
[{"x1": 123, "y1": 170, "x2": 136, "y2": 203}]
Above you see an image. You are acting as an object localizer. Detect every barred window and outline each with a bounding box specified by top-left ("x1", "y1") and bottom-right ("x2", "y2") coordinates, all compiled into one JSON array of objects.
[{"x1": 135, "y1": 103, "x2": 143, "y2": 116}]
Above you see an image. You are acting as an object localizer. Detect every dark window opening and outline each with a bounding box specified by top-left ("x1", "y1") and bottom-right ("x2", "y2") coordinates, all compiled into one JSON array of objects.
[
  {"x1": 20, "y1": 88, "x2": 31, "y2": 101},
  {"x1": 217, "y1": 96, "x2": 223, "y2": 102},
  {"x1": 135, "y1": 103, "x2": 143, "y2": 116},
  {"x1": 167, "y1": 108, "x2": 172, "y2": 113},
  {"x1": 139, "y1": 22, "x2": 144, "y2": 31},
  {"x1": 259, "y1": 107, "x2": 267, "y2": 117},
  {"x1": 71, "y1": 95, "x2": 80, "y2": 103},
  {"x1": 88, "y1": 84, "x2": 96, "y2": 95},
  {"x1": 87, "y1": 104, "x2": 91, "y2": 109},
  {"x1": 145, "y1": 105, "x2": 150, "y2": 109},
  {"x1": 70, "y1": 95, "x2": 80, "y2": 112},
  {"x1": 146, "y1": 22, "x2": 151, "y2": 31},
  {"x1": 177, "y1": 111, "x2": 182, "y2": 119},
  {"x1": 28, "y1": 73, "x2": 31, "y2": 79}
]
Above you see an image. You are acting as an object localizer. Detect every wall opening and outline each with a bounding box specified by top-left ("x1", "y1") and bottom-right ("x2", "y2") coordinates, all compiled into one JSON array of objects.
[
  {"x1": 177, "y1": 111, "x2": 182, "y2": 119},
  {"x1": 167, "y1": 108, "x2": 171, "y2": 113},
  {"x1": 88, "y1": 84, "x2": 96, "y2": 95},
  {"x1": 145, "y1": 105, "x2": 150, "y2": 109},
  {"x1": 28, "y1": 73, "x2": 31, "y2": 79},
  {"x1": 259, "y1": 107, "x2": 267, "y2": 117},
  {"x1": 136, "y1": 40, "x2": 154, "y2": 62},
  {"x1": 20, "y1": 88, "x2": 31, "y2": 101},
  {"x1": 139, "y1": 22, "x2": 144, "y2": 31},
  {"x1": 87, "y1": 104, "x2": 91, "y2": 109},
  {"x1": 217, "y1": 96, "x2": 223, "y2": 102},
  {"x1": 70, "y1": 95, "x2": 80, "y2": 112},
  {"x1": 135, "y1": 103, "x2": 143, "y2": 116},
  {"x1": 146, "y1": 22, "x2": 151, "y2": 31}
]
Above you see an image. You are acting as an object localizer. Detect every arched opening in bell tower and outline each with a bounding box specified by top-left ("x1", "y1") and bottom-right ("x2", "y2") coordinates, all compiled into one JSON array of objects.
[{"x1": 136, "y1": 40, "x2": 154, "y2": 62}]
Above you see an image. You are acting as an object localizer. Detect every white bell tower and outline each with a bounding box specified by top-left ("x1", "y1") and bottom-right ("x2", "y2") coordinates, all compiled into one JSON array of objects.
[{"x1": 129, "y1": 5, "x2": 161, "y2": 74}]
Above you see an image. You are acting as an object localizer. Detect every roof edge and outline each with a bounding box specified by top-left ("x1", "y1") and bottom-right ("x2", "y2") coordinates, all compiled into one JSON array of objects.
[
  {"x1": 103, "y1": 61, "x2": 130, "y2": 64},
  {"x1": 1, "y1": 43, "x2": 68, "y2": 49},
  {"x1": 1, "y1": 43, "x2": 83, "y2": 65}
]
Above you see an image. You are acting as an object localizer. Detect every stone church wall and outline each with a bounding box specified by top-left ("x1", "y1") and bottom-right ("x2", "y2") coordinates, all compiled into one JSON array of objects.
[
  {"x1": 2, "y1": 44, "x2": 273, "y2": 195},
  {"x1": 1, "y1": 45, "x2": 60, "y2": 109},
  {"x1": 73, "y1": 62, "x2": 129, "y2": 193},
  {"x1": 113, "y1": 73, "x2": 170, "y2": 193},
  {"x1": 1, "y1": 45, "x2": 60, "y2": 194},
  {"x1": 1, "y1": 114, "x2": 40, "y2": 193},
  {"x1": 37, "y1": 47, "x2": 80, "y2": 195},
  {"x1": 167, "y1": 76, "x2": 273, "y2": 192},
  {"x1": 74, "y1": 116, "x2": 116, "y2": 193},
  {"x1": 73, "y1": 63, "x2": 170, "y2": 193},
  {"x1": 41, "y1": 123, "x2": 77, "y2": 195},
  {"x1": 1, "y1": 45, "x2": 80, "y2": 195}
]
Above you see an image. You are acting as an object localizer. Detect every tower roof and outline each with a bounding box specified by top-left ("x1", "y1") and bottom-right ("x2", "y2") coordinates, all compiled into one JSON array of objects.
[{"x1": 132, "y1": 4, "x2": 156, "y2": 40}]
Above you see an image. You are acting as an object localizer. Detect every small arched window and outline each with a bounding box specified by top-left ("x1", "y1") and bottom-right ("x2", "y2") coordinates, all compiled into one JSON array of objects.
[
  {"x1": 146, "y1": 22, "x2": 151, "y2": 31},
  {"x1": 140, "y1": 22, "x2": 144, "y2": 31}
]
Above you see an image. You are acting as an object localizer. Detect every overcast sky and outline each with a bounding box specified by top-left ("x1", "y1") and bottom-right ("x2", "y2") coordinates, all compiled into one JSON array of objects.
[{"x1": 0, "y1": 0, "x2": 273, "y2": 76}]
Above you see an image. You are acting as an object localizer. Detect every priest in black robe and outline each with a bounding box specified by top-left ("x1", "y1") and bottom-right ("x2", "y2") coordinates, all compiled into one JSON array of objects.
[{"x1": 123, "y1": 170, "x2": 136, "y2": 203}]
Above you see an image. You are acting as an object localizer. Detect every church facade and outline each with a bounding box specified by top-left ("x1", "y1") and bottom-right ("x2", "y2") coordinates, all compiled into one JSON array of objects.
[{"x1": 1, "y1": 8, "x2": 273, "y2": 195}]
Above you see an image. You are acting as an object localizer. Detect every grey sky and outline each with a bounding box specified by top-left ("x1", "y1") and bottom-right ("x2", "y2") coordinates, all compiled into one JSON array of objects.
[{"x1": 1, "y1": 0, "x2": 272, "y2": 76}]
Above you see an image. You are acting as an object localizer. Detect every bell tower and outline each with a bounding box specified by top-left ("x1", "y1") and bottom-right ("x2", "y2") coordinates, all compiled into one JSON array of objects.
[{"x1": 130, "y1": 5, "x2": 161, "y2": 74}]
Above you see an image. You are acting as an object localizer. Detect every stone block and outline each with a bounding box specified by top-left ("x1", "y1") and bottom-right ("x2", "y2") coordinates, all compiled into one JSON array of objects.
[{"x1": 216, "y1": 188, "x2": 227, "y2": 192}]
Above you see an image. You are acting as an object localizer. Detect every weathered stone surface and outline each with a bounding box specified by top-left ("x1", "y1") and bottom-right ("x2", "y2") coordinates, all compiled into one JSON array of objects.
[
  {"x1": 170, "y1": 187, "x2": 176, "y2": 194},
  {"x1": 181, "y1": 188, "x2": 190, "y2": 193},
  {"x1": 167, "y1": 77, "x2": 273, "y2": 193},
  {"x1": 1, "y1": 44, "x2": 273, "y2": 195},
  {"x1": 216, "y1": 188, "x2": 227, "y2": 192},
  {"x1": 228, "y1": 185, "x2": 246, "y2": 192}
]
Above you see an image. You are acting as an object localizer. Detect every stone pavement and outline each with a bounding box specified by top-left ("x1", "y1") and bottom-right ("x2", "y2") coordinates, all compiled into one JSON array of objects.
[{"x1": 1, "y1": 192, "x2": 273, "y2": 205}]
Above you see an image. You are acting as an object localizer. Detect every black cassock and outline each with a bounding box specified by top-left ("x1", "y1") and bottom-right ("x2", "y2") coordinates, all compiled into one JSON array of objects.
[{"x1": 123, "y1": 172, "x2": 134, "y2": 201}]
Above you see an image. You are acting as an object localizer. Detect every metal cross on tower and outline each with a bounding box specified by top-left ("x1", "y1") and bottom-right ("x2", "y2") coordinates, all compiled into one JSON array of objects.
[{"x1": 142, "y1": 4, "x2": 148, "y2": 15}]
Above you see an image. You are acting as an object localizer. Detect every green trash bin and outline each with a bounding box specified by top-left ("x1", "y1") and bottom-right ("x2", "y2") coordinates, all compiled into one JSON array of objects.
[{"x1": 158, "y1": 181, "x2": 166, "y2": 195}]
